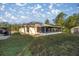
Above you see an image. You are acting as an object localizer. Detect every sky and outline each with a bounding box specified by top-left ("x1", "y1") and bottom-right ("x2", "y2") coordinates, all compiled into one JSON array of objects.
[{"x1": 0, "y1": 3, "x2": 79, "y2": 24}]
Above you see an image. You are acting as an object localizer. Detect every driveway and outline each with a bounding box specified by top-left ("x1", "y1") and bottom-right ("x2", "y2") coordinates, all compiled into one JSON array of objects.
[{"x1": 0, "y1": 34, "x2": 10, "y2": 40}]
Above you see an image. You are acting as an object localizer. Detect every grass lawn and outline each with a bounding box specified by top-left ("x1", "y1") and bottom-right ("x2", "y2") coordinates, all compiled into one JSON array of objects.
[
  {"x1": 0, "y1": 33, "x2": 79, "y2": 56},
  {"x1": 0, "y1": 33, "x2": 33, "y2": 56}
]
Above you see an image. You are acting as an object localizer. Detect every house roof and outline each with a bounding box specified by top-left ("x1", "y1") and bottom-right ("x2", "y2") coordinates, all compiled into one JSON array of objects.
[
  {"x1": 41, "y1": 24, "x2": 62, "y2": 28},
  {"x1": 26, "y1": 22, "x2": 42, "y2": 25},
  {"x1": 22, "y1": 22, "x2": 62, "y2": 28},
  {"x1": 72, "y1": 26, "x2": 79, "y2": 28}
]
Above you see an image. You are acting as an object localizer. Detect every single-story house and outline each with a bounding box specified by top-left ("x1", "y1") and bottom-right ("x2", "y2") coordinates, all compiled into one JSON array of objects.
[
  {"x1": 71, "y1": 26, "x2": 79, "y2": 34},
  {"x1": 19, "y1": 22, "x2": 62, "y2": 35}
]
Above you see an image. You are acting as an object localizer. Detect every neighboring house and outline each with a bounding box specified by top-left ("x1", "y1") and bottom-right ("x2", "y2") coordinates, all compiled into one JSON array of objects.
[
  {"x1": 19, "y1": 22, "x2": 62, "y2": 35},
  {"x1": 71, "y1": 26, "x2": 79, "y2": 34}
]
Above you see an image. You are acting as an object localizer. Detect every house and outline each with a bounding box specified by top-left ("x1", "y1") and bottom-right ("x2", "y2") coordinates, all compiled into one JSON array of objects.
[
  {"x1": 71, "y1": 26, "x2": 79, "y2": 34},
  {"x1": 19, "y1": 22, "x2": 62, "y2": 35}
]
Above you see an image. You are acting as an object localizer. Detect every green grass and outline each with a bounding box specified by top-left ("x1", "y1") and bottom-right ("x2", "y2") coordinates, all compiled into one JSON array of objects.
[
  {"x1": 0, "y1": 33, "x2": 33, "y2": 56},
  {"x1": 0, "y1": 33, "x2": 79, "y2": 56}
]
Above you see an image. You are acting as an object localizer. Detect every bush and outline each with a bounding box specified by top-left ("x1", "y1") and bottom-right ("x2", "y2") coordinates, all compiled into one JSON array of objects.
[{"x1": 63, "y1": 28, "x2": 70, "y2": 33}]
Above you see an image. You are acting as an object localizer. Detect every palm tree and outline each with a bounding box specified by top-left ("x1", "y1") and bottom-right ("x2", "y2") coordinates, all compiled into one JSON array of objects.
[{"x1": 74, "y1": 13, "x2": 79, "y2": 26}]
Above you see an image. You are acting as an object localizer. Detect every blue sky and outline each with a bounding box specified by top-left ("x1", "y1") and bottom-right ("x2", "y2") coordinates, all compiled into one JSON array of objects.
[{"x1": 0, "y1": 3, "x2": 79, "y2": 24}]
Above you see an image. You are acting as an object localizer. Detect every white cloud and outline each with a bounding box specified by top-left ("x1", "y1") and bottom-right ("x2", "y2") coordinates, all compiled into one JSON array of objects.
[
  {"x1": 5, "y1": 11, "x2": 12, "y2": 17},
  {"x1": 32, "y1": 9, "x2": 37, "y2": 14},
  {"x1": 18, "y1": 11, "x2": 24, "y2": 14},
  {"x1": 20, "y1": 16, "x2": 27, "y2": 19},
  {"x1": 47, "y1": 12, "x2": 51, "y2": 15},
  {"x1": 49, "y1": 4, "x2": 54, "y2": 9},
  {"x1": 41, "y1": 14, "x2": 45, "y2": 17},
  {"x1": 27, "y1": 6, "x2": 34, "y2": 9},
  {"x1": 9, "y1": 8, "x2": 16, "y2": 12},
  {"x1": 32, "y1": 4, "x2": 42, "y2": 14},
  {"x1": 35, "y1": 4, "x2": 42, "y2": 9},
  {"x1": 0, "y1": 17, "x2": 7, "y2": 22},
  {"x1": 51, "y1": 9, "x2": 61, "y2": 15},
  {"x1": 4, "y1": 11, "x2": 17, "y2": 20},
  {"x1": 16, "y1": 3, "x2": 26, "y2": 6},
  {"x1": 0, "y1": 17, "x2": 3, "y2": 22},
  {"x1": 31, "y1": 4, "x2": 43, "y2": 15},
  {"x1": 3, "y1": 19, "x2": 7, "y2": 22},
  {"x1": 32, "y1": 9, "x2": 36, "y2": 14},
  {"x1": 11, "y1": 16, "x2": 17, "y2": 20},
  {"x1": 0, "y1": 5, "x2": 5, "y2": 11},
  {"x1": 41, "y1": 9, "x2": 44, "y2": 11}
]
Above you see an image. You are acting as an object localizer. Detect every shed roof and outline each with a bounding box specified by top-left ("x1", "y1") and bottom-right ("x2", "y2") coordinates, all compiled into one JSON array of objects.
[{"x1": 72, "y1": 26, "x2": 79, "y2": 29}]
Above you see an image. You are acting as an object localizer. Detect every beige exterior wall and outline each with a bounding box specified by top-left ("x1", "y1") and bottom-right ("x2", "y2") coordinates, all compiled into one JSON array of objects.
[
  {"x1": 19, "y1": 27, "x2": 39, "y2": 35},
  {"x1": 71, "y1": 28, "x2": 74, "y2": 34},
  {"x1": 19, "y1": 27, "x2": 29, "y2": 34},
  {"x1": 29, "y1": 27, "x2": 37, "y2": 35}
]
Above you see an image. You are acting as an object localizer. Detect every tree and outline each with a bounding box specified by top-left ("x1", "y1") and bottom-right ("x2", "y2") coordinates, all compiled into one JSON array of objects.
[
  {"x1": 0, "y1": 22, "x2": 11, "y2": 29},
  {"x1": 74, "y1": 13, "x2": 79, "y2": 26},
  {"x1": 45, "y1": 19, "x2": 50, "y2": 24},
  {"x1": 65, "y1": 14, "x2": 79, "y2": 30},
  {"x1": 54, "y1": 12, "x2": 66, "y2": 26},
  {"x1": 10, "y1": 24, "x2": 21, "y2": 31},
  {"x1": 64, "y1": 14, "x2": 79, "y2": 33}
]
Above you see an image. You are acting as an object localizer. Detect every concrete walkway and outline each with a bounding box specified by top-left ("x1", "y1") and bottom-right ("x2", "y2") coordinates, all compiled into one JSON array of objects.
[
  {"x1": 35, "y1": 32, "x2": 62, "y2": 37},
  {"x1": 0, "y1": 34, "x2": 10, "y2": 40}
]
